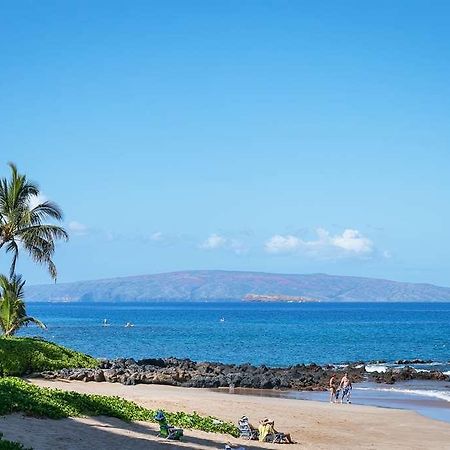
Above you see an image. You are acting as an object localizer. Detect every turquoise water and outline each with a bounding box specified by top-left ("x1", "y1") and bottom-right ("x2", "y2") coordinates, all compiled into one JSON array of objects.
[{"x1": 21, "y1": 302, "x2": 450, "y2": 366}]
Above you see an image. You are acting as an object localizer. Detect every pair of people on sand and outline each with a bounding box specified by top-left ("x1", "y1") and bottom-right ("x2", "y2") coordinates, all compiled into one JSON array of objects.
[{"x1": 329, "y1": 372, "x2": 352, "y2": 404}]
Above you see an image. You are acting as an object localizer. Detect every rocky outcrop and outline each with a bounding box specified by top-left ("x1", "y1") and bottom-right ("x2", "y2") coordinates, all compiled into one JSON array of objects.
[
  {"x1": 38, "y1": 358, "x2": 449, "y2": 389},
  {"x1": 39, "y1": 358, "x2": 365, "y2": 390},
  {"x1": 371, "y1": 366, "x2": 448, "y2": 384},
  {"x1": 394, "y1": 359, "x2": 433, "y2": 365}
]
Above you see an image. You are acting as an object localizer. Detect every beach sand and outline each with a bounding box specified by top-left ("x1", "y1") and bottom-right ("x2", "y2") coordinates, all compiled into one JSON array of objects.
[{"x1": 1, "y1": 379, "x2": 450, "y2": 449}]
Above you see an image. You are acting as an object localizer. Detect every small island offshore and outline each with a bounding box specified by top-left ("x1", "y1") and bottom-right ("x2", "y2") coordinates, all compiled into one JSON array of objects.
[{"x1": 243, "y1": 293, "x2": 319, "y2": 302}]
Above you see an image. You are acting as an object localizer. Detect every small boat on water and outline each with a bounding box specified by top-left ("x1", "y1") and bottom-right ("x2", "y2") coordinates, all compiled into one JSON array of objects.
[
  {"x1": 102, "y1": 319, "x2": 110, "y2": 327},
  {"x1": 220, "y1": 317, "x2": 225, "y2": 322},
  {"x1": 125, "y1": 322, "x2": 134, "y2": 328}
]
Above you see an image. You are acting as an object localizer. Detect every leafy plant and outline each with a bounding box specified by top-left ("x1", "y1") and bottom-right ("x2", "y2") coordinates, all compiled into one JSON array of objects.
[
  {"x1": 0, "y1": 275, "x2": 46, "y2": 337},
  {"x1": 0, "y1": 433, "x2": 32, "y2": 450},
  {"x1": 0, "y1": 162, "x2": 68, "y2": 280},
  {"x1": 0, "y1": 337, "x2": 98, "y2": 376},
  {"x1": 0, "y1": 377, "x2": 239, "y2": 437}
]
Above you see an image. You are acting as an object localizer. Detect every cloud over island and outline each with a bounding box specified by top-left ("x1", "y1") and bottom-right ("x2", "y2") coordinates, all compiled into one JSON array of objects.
[{"x1": 265, "y1": 228, "x2": 374, "y2": 258}]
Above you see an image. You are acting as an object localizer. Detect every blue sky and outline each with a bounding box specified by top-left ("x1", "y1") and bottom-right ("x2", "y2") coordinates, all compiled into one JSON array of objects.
[{"x1": 1, "y1": 1, "x2": 449, "y2": 286}]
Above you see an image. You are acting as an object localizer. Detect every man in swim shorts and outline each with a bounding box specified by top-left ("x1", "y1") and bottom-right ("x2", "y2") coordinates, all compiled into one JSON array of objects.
[{"x1": 339, "y1": 372, "x2": 352, "y2": 404}]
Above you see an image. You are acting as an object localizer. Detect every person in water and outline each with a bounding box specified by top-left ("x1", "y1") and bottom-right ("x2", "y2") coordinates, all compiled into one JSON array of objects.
[
  {"x1": 339, "y1": 372, "x2": 352, "y2": 404},
  {"x1": 328, "y1": 374, "x2": 337, "y2": 403}
]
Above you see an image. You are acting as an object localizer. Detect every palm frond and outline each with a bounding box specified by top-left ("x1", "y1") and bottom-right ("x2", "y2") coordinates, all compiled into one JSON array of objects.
[
  {"x1": 29, "y1": 201, "x2": 64, "y2": 222},
  {"x1": 5, "y1": 240, "x2": 19, "y2": 279},
  {"x1": 20, "y1": 224, "x2": 69, "y2": 242},
  {"x1": 20, "y1": 240, "x2": 58, "y2": 280},
  {"x1": 19, "y1": 316, "x2": 47, "y2": 330}
]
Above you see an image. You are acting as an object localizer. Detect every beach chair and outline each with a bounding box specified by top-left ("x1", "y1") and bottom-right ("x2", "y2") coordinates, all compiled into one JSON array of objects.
[
  {"x1": 238, "y1": 416, "x2": 259, "y2": 440},
  {"x1": 267, "y1": 431, "x2": 287, "y2": 444},
  {"x1": 154, "y1": 410, "x2": 183, "y2": 440}
]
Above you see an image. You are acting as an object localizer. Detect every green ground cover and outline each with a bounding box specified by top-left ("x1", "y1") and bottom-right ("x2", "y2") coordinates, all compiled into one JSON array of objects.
[
  {"x1": 0, "y1": 377, "x2": 239, "y2": 437},
  {"x1": 0, "y1": 433, "x2": 32, "y2": 450},
  {"x1": 0, "y1": 337, "x2": 98, "y2": 376}
]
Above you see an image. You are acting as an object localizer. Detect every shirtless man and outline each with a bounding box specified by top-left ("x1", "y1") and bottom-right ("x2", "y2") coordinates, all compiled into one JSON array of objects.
[
  {"x1": 339, "y1": 372, "x2": 352, "y2": 404},
  {"x1": 328, "y1": 374, "x2": 337, "y2": 403}
]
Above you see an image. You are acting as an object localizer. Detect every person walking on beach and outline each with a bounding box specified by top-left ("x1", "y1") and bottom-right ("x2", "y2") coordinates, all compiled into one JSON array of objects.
[
  {"x1": 339, "y1": 372, "x2": 352, "y2": 404},
  {"x1": 329, "y1": 374, "x2": 337, "y2": 403}
]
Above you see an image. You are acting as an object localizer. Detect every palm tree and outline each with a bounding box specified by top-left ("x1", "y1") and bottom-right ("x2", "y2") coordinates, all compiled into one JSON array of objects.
[
  {"x1": 0, "y1": 163, "x2": 68, "y2": 280},
  {"x1": 0, "y1": 274, "x2": 46, "y2": 337}
]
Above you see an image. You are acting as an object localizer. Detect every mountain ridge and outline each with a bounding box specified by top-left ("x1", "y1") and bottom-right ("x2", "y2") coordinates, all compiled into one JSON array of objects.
[{"x1": 24, "y1": 270, "x2": 450, "y2": 302}]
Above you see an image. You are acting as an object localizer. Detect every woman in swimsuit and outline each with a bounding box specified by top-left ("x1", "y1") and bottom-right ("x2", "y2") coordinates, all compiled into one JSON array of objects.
[{"x1": 329, "y1": 374, "x2": 337, "y2": 403}]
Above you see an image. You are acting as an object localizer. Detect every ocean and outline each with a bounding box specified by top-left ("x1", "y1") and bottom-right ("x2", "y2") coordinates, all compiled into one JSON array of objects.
[
  {"x1": 22, "y1": 302, "x2": 450, "y2": 365},
  {"x1": 21, "y1": 301, "x2": 450, "y2": 423}
]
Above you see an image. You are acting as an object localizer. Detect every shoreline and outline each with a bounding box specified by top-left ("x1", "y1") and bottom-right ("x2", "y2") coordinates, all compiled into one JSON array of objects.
[
  {"x1": 6, "y1": 378, "x2": 448, "y2": 449},
  {"x1": 211, "y1": 379, "x2": 450, "y2": 424}
]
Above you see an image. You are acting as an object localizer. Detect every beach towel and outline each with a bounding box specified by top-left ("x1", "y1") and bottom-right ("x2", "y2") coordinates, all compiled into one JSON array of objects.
[{"x1": 258, "y1": 423, "x2": 274, "y2": 442}]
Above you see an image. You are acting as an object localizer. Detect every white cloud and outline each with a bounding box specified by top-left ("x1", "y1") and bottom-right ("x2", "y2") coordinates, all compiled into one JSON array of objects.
[
  {"x1": 199, "y1": 234, "x2": 249, "y2": 255},
  {"x1": 150, "y1": 231, "x2": 164, "y2": 241},
  {"x1": 328, "y1": 228, "x2": 373, "y2": 254},
  {"x1": 68, "y1": 221, "x2": 88, "y2": 236},
  {"x1": 200, "y1": 233, "x2": 227, "y2": 250},
  {"x1": 265, "y1": 228, "x2": 374, "y2": 258},
  {"x1": 265, "y1": 235, "x2": 301, "y2": 254}
]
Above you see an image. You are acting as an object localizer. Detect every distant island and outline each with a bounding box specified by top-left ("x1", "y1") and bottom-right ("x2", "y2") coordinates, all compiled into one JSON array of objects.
[
  {"x1": 24, "y1": 270, "x2": 450, "y2": 302},
  {"x1": 243, "y1": 294, "x2": 319, "y2": 303}
]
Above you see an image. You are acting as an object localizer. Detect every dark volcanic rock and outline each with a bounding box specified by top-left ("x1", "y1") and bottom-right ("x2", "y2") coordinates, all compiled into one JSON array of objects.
[
  {"x1": 38, "y1": 357, "x2": 449, "y2": 390},
  {"x1": 395, "y1": 359, "x2": 433, "y2": 365},
  {"x1": 38, "y1": 357, "x2": 368, "y2": 391},
  {"x1": 370, "y1": 366, "x2": 448, "y2": 384}
]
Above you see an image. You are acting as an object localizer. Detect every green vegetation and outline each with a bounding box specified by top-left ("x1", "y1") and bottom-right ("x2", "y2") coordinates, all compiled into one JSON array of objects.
[
  {"x1": 0, "y1": 275, "x2": 46, "y2": 337},
  {"x1": 0, "y1": 434, "x2": 32, "y2": 450},
  {"x1": 0, "y1": 162, "x2": 68, "y2": 280},
  {"x1": 0, "y1": 162, "x2": 69, "y2": 338},
  {"x1": 0, "y1": 337, "x2": 98, "y2": 376},
  {"x1": 0, "y1": 377, "x2": 239, "y2": 437}
]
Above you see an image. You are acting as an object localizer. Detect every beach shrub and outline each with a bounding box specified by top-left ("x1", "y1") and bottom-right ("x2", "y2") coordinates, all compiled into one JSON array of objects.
[
  {"x1": 0, "y1": 433, "x2": 32, "y2": 450},
  {"x1": 0, "y1": 377, "x2": 239, "y2": 437},
  {"x1": 0, "y1": 337, "x2": 98, "y2": 376}
]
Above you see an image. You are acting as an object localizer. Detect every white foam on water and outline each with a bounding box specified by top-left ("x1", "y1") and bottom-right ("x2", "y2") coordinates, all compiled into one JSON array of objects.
[
  {"x1": 364, "y1": 361, "x2": 450, "y2": 374},
  {"x1": 356, "y1": 386, "x2": 450, "y2": 403},
  {"x1": 365, "y1": 364, "x2": 388, "y2": 373}
]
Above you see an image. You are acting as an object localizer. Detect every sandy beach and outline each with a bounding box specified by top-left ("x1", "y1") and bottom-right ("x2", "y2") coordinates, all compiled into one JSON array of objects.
[{"x1": 1, "y1": 379, "x2": 449, "y2": 450}]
